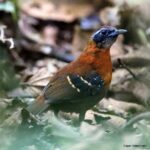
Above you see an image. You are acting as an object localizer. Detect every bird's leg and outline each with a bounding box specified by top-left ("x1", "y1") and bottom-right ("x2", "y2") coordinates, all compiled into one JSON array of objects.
[
  {"x1": 79, "y1": 111, "x2": 86, "y2": 122},
  {"x1": 54, "y1": 109, "x2": 59, "y2": 118}
]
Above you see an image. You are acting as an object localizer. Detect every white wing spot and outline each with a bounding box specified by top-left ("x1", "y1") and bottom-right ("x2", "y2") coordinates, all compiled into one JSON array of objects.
[
  {"x1": 67, "y1": 76, "x2": 80, "y2": 93},
  {"x1": 80, "y1": 77, "x2": 92, "y2": 86}
]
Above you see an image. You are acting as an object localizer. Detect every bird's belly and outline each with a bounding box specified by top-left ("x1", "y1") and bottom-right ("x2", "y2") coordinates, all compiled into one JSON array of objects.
[{"x1": 51, "y1": 89, "x2": 106, "y2": 113}]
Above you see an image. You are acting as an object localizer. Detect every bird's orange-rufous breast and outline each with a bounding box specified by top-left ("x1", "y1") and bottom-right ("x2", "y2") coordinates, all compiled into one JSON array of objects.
[
  {"x1": 55, "y1": 40, "x2": 112, "y2": 87},
  {"x1": 81, "y1": 40, "x2": 112, "y2": 87},
  {"x1": 94, "y1": 50, "x2": 112, "y2": 87}
]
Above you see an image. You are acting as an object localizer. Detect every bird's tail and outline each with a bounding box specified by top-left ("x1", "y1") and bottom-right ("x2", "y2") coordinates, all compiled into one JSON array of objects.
[{"x1": 27, "y1": 95, "x2": 49, "y2": 115}]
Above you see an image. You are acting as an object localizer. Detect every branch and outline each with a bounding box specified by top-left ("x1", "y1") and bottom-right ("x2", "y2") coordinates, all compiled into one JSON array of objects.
[
  {"x1": 0, "y1": 25, "x2": 14, "y2": 49},
  {"x1": 117, "y1": 58, "x2": 137, "y2": 79},
  {"x1": 122, "y1": 112, "x2": 150, "y2": 130}
]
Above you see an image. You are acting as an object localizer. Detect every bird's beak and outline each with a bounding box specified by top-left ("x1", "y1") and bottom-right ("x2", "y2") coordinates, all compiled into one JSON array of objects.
[
  {"x1": 117, "y1": 29, "x2": 127, "y2": 34},
  {"x1": 109, "y1": 29, "x2": 127, "y2": 37}
]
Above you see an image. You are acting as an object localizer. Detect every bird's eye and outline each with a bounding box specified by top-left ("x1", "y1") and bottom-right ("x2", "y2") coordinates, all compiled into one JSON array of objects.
[
  {"x1": 111, "y1": 29, "x2": 115, "y2": 33},
  {"x1": 108, "y1": 30, "x2": 111, "y2": 34},
  {"x1": 101, "y1": 30, "x2": 107, "y2": 35}
]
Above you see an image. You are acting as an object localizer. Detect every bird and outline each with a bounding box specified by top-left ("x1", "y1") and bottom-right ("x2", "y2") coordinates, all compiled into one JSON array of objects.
[{"x1": 27, "y1": 26, "x2": 127, "y2": 121}]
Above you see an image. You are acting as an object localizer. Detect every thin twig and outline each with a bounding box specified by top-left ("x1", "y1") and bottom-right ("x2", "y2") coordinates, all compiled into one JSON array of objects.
[
  {"x1": 0, "y1": 25, "x2": 14, "y2": 49},
  {"x1": 117, "y1": 58, "x2": 137, "y2": 80},
  {"x1": 20, "y1": 82, "x2": 45, "y2": 88},
  {"x1": 122, "y1": 112, "x2": 150, "y2": 130}
]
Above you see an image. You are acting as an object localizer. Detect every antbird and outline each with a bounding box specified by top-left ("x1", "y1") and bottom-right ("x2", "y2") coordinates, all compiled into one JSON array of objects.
[{"x1": 27, "y1": 26, "x2": 127, "y2": 121}]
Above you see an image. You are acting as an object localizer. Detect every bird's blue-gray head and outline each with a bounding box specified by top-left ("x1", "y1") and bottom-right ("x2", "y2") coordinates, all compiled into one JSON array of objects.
[{"x1": 92, "y1": 26, "x2": 127, "y2": 49}]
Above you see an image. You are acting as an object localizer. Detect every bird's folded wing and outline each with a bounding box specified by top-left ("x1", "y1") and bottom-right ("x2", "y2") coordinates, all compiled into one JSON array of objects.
[{"x1": 43, "y1": 71, "x2": 105, "y2": 104}]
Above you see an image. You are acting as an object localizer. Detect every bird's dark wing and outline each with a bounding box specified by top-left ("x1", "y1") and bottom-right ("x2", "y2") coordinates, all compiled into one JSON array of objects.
[{"x1": 43, "y1": 71, "x2": 105, "y2": 104}]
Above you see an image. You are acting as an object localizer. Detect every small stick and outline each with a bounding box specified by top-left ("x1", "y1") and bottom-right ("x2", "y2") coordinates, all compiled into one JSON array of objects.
[
  {"x1": 0, "y1": 25, "x2": 14, "y2": 49},
  {"x1": 117, "y1": 58, "x2": 137, "y2": 80},
  {"x1": 122, "y1": 112, "x2": 150, "y2": 130}
]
